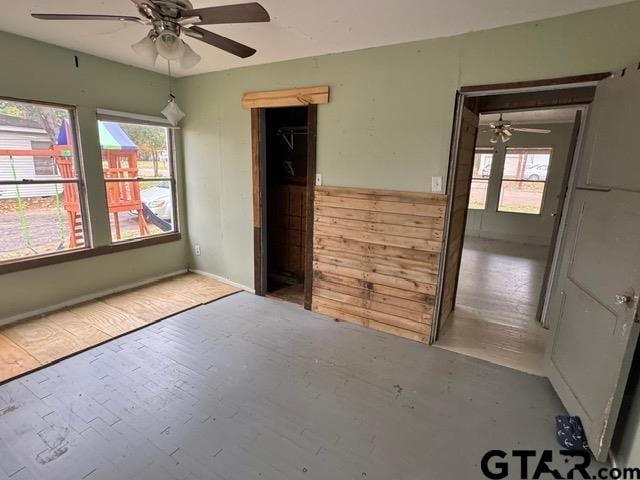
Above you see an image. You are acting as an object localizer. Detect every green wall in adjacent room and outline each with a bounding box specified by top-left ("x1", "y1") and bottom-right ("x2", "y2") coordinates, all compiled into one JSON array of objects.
[
  {"x1": 176, "y1": 0, "x2": 640, "y2": 290},
  {"x1": 0, "y1": 31, "x2": 189, "y2": 321}
]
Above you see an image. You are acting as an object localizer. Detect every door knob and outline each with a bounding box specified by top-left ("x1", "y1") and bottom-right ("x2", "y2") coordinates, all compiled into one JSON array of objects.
[{"x1": 615, "y1": 294, "x2": 633, "y2": 305}]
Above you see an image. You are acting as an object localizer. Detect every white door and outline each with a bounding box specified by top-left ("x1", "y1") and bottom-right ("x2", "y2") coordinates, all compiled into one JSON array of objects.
[{"x1": 545, "y1": 66, "x2": 640, "y2": 462}]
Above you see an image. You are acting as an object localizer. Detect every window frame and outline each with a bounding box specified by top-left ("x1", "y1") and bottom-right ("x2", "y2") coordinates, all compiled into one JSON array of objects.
[
  {"x1": 96, "y1": 113, "x2": 180, "y2": 245},
  {"x1": 468, "y1": 147, "x2": 494, "y2": 211},
  {"x1": 496, "y1": 146, "x2": 553, "y2": 215},
  {"x1": 0, "y1": 96, "x2": 93, "y2": 268},
  {"x1": 0, "y1": 101, "x2": 182, "y2": 275}
]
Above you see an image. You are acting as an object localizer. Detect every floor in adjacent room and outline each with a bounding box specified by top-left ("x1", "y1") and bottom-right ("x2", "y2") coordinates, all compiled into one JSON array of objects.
[
  {"x1": 436, "y1": 237, "x2": 549, "y2": 376},
  {"x1": 266, "y1": 282, "x2": 305, "y2": 306},
  {"x1": 0, "y1": 292, "x2": 588, "y2": 480},
  {"x1": 0, "y1": 273, "x2": 241, "y2": 384}
]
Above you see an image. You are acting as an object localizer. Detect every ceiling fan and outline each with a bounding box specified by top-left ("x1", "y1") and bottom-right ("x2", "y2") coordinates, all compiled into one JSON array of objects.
[
  {"x1": 31, "y1": 0, "x2": 270, "y2": 69},
  {"x1": 483, "y1": 114, "x2": 551, "y2": 144}
]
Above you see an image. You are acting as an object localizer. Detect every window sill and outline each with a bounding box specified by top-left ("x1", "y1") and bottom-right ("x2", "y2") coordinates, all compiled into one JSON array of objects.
[{"x1": 0, "y1": 232, "x2": 182, "y2": 275}]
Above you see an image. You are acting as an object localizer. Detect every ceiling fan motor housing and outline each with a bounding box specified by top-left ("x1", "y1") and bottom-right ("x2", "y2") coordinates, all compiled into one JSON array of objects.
[{"x1": 138, "y1": 0, "x2": 194, "y2": 20}]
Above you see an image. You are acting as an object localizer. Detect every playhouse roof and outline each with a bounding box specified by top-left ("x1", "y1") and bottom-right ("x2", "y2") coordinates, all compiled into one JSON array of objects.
[
  {"x1": 56, "y1": 120, "x2": 137, "y2": 151},
  {"x1": 98, "y1": 122, "x2": 137, "y2": 151}
]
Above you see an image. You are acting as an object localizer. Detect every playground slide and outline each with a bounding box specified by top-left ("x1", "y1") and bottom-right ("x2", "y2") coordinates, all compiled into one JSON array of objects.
[{"x1": 142, "y1": 204, "x2": 172, "y2": 232}]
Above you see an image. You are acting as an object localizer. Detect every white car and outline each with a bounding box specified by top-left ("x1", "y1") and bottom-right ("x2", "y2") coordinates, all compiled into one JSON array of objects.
[
  {"x1": 140, "y1": 181, "x2": 173, "y2": 221},
  {"x1": 523, "y1": 164, "x2": 548, "y2": 181}
]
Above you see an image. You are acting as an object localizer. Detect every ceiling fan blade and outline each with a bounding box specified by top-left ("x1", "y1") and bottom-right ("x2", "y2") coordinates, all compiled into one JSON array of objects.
[
  {"x1": 512, "y1": 128, "x2": 552, "y2": 134},
  {"x1": 183, "y1": 2, "x2": 270, "y2": 25},
  {"x1": 32, "y1": 13, "x2": 143, "y2": 22},
  {"x1": 187, "y1": 26, "x2": 256, "y2": 58}
]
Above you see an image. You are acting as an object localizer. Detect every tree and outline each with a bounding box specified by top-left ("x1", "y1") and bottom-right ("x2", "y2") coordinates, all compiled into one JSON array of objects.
[
  {"x1": 120, "y1": 124, "x2": 167, "y2": 176},
  {"x1": 0, "y1": 101, "x2": 65, "y2": 144}
]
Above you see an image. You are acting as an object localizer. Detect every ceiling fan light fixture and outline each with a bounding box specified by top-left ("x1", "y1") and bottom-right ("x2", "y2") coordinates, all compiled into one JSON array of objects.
[
  {"x1": 156, "y1": 30, "x2": 186, "y2": 60},
  {"x1": 131, "y1": 34, "x2": 158, "y2": 65},
  {"x1": 180, "y1": 42, "x2": 201, "y2": 69},
  {"x1": 162, "y1": 96, "x2": 186, "y2": 126},
  {"x1": 490, "y1": 134, "x2": 499, "y2": 144}
]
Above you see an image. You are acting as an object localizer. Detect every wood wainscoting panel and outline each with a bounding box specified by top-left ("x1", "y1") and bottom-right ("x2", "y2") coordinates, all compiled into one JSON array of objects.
[{"x1": 312, "y1": 186, "x2": 446, "y2": 342}]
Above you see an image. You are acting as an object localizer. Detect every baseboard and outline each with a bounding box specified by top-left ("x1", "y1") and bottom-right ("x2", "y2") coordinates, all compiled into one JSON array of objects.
[
  {"x1": 0, "y1": 269, "x2": 188, "y2": 327},
  {"x1": 189, "y1": 269, "x2": 255, "y2": 294}
]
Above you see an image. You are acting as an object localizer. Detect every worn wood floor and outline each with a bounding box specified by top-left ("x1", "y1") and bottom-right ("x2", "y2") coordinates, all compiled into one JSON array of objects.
[
  {"x1": 436, "y1": 237, "x2": 548, "y2": 376},
  {"x1": 0, "y1": 292, "x2": 590, "y2": 480},
  {"x1": 0, "y1": 273, "x2": 241, "y2": 383},
  {"x1": 266, "y1": 283, "x2": 305, "y2": 306}
]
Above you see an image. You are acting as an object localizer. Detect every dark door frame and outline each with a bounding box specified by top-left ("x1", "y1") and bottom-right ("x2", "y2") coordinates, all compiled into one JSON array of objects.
[
  {"x1": 251, "y1": 105, "x2": 318, "y2": 310},
  {"x1": 432, "y1": 72, "x2": 609, "y2": 344}
]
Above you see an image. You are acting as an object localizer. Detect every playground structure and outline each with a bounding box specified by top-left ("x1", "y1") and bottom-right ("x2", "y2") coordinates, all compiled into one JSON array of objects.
[{"x1": 0, "y1": 122, "x2": 150, "y2": 250}]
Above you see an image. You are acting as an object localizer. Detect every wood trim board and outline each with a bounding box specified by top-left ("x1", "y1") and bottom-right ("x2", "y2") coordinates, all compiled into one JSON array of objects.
[
  {"x1": 304, "y1": 105, "x2": 318, "y2": 309},
  {"x1": 312, "y1": 186, "x2": 447, "y2": 343},
  {"x1": 460, "y1": 72, "x2": 611, "y2": 93},
  {"x1": 243, "y1": 86, "x2": 329, "y2": 109},
  {"x1": 0, "y1": 233, "x2": 181, "y2": 275}
]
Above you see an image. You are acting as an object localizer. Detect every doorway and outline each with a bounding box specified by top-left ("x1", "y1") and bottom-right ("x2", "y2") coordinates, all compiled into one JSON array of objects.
[
  {"x1": 265, "y1": 106, "x2": 309, "y2": 305},
  {"x1": 434, "y1": 80, "x2": 600, "y2": 375},
  {"x1": 251, "y1": 105, "x2": 317, "y2": 308}
]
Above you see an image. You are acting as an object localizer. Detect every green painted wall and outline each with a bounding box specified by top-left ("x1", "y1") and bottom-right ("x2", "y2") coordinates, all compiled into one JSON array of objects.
[
  {"x1": 0, "y1": 31, "x2": 189, "y2": 321},
  {"x1": 177, "y1": 1, "x2": 640, "y2": 290},
  {"x1": 466, "y1": 122, "x2": 575, "y2": 245},
  {"x1": 177, "y1": 4, "x2": 640, "y2": 465}
]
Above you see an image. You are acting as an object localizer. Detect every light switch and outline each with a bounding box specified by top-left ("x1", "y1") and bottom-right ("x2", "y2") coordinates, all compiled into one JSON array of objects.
[
  {"x1": 432, "y1": 176, "x2": 443, "y2": 192},
  {"x1": 315, "y1": 173, "x2": 322, "y2": 186}
]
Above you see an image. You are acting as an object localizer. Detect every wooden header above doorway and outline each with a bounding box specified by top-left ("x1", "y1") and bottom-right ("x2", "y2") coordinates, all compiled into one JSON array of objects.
[{"x1": 242, "y1": 86, "x2": 330, "y2": 109}]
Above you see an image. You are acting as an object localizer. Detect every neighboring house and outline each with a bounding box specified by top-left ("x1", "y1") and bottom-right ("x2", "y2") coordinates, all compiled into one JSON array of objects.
[{"x1": 0, "y1": 113, "x2": 61, "y2": 199}]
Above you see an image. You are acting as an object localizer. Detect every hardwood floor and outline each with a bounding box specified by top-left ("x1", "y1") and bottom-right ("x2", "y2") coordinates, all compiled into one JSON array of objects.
[
  {"x1": 436, "y1": 237, "x2": 548, "y2": 376},
  {"x1": 0, "y1": 273, "x2": 241, "y2": 383}
]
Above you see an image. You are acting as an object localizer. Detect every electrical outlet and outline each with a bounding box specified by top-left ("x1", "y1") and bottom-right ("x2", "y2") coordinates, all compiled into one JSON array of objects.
[
  {"x1": 315, "y1": 173, "x2": 322, "y2": 186},
  {"x1": 431, "y1": 176, "x2": 443, "y2": 193},
  {"x1": 194, "y1": 244, "x2": 201, "y2": 256}
]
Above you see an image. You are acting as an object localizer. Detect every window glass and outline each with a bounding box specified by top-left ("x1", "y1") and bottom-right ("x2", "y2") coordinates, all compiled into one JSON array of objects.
[
  {"x1": 468, "y1": 150, "x2": 493, "y2": 210},
  {"x1": 97, "y1": 120, "x2": 176, "y2": 242},
  {"x1": 0, "y1": 99, "x2": 87, "y2": 263},
  {"x1": 498, "y1": 147, "x2": 552, "y2": 214}
]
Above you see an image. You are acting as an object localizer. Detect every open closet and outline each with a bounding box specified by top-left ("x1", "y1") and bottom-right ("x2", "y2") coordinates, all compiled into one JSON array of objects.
[{"x1": 264, "y1": 106, "x2": 310, "y2": 305}]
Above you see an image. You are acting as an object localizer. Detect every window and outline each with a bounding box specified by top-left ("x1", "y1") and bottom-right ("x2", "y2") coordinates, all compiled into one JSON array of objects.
[
  {"x1": 468, "y1": 149, "x2": 493, "y2": 210},
  {"x1": 498, "y1": 147, "x2": 552, "y2": 214},
  {"x1": 97, "y1": 119, "x2": 177, "y2": 242},
  {"x1": 31, "y1": 140, "x2": 57, "y2": 176},
  {"x1": 0, "y1": 99, "x2": 87, "y2": 263}
]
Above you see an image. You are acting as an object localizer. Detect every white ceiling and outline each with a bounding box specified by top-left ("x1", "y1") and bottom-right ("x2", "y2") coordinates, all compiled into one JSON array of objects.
[
  {"x1": 480, "y1": 108, "x2": 580, "y2": 125},
  {"x1": 0, "y1": 0, "x2": 630, "y2": 77}
]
